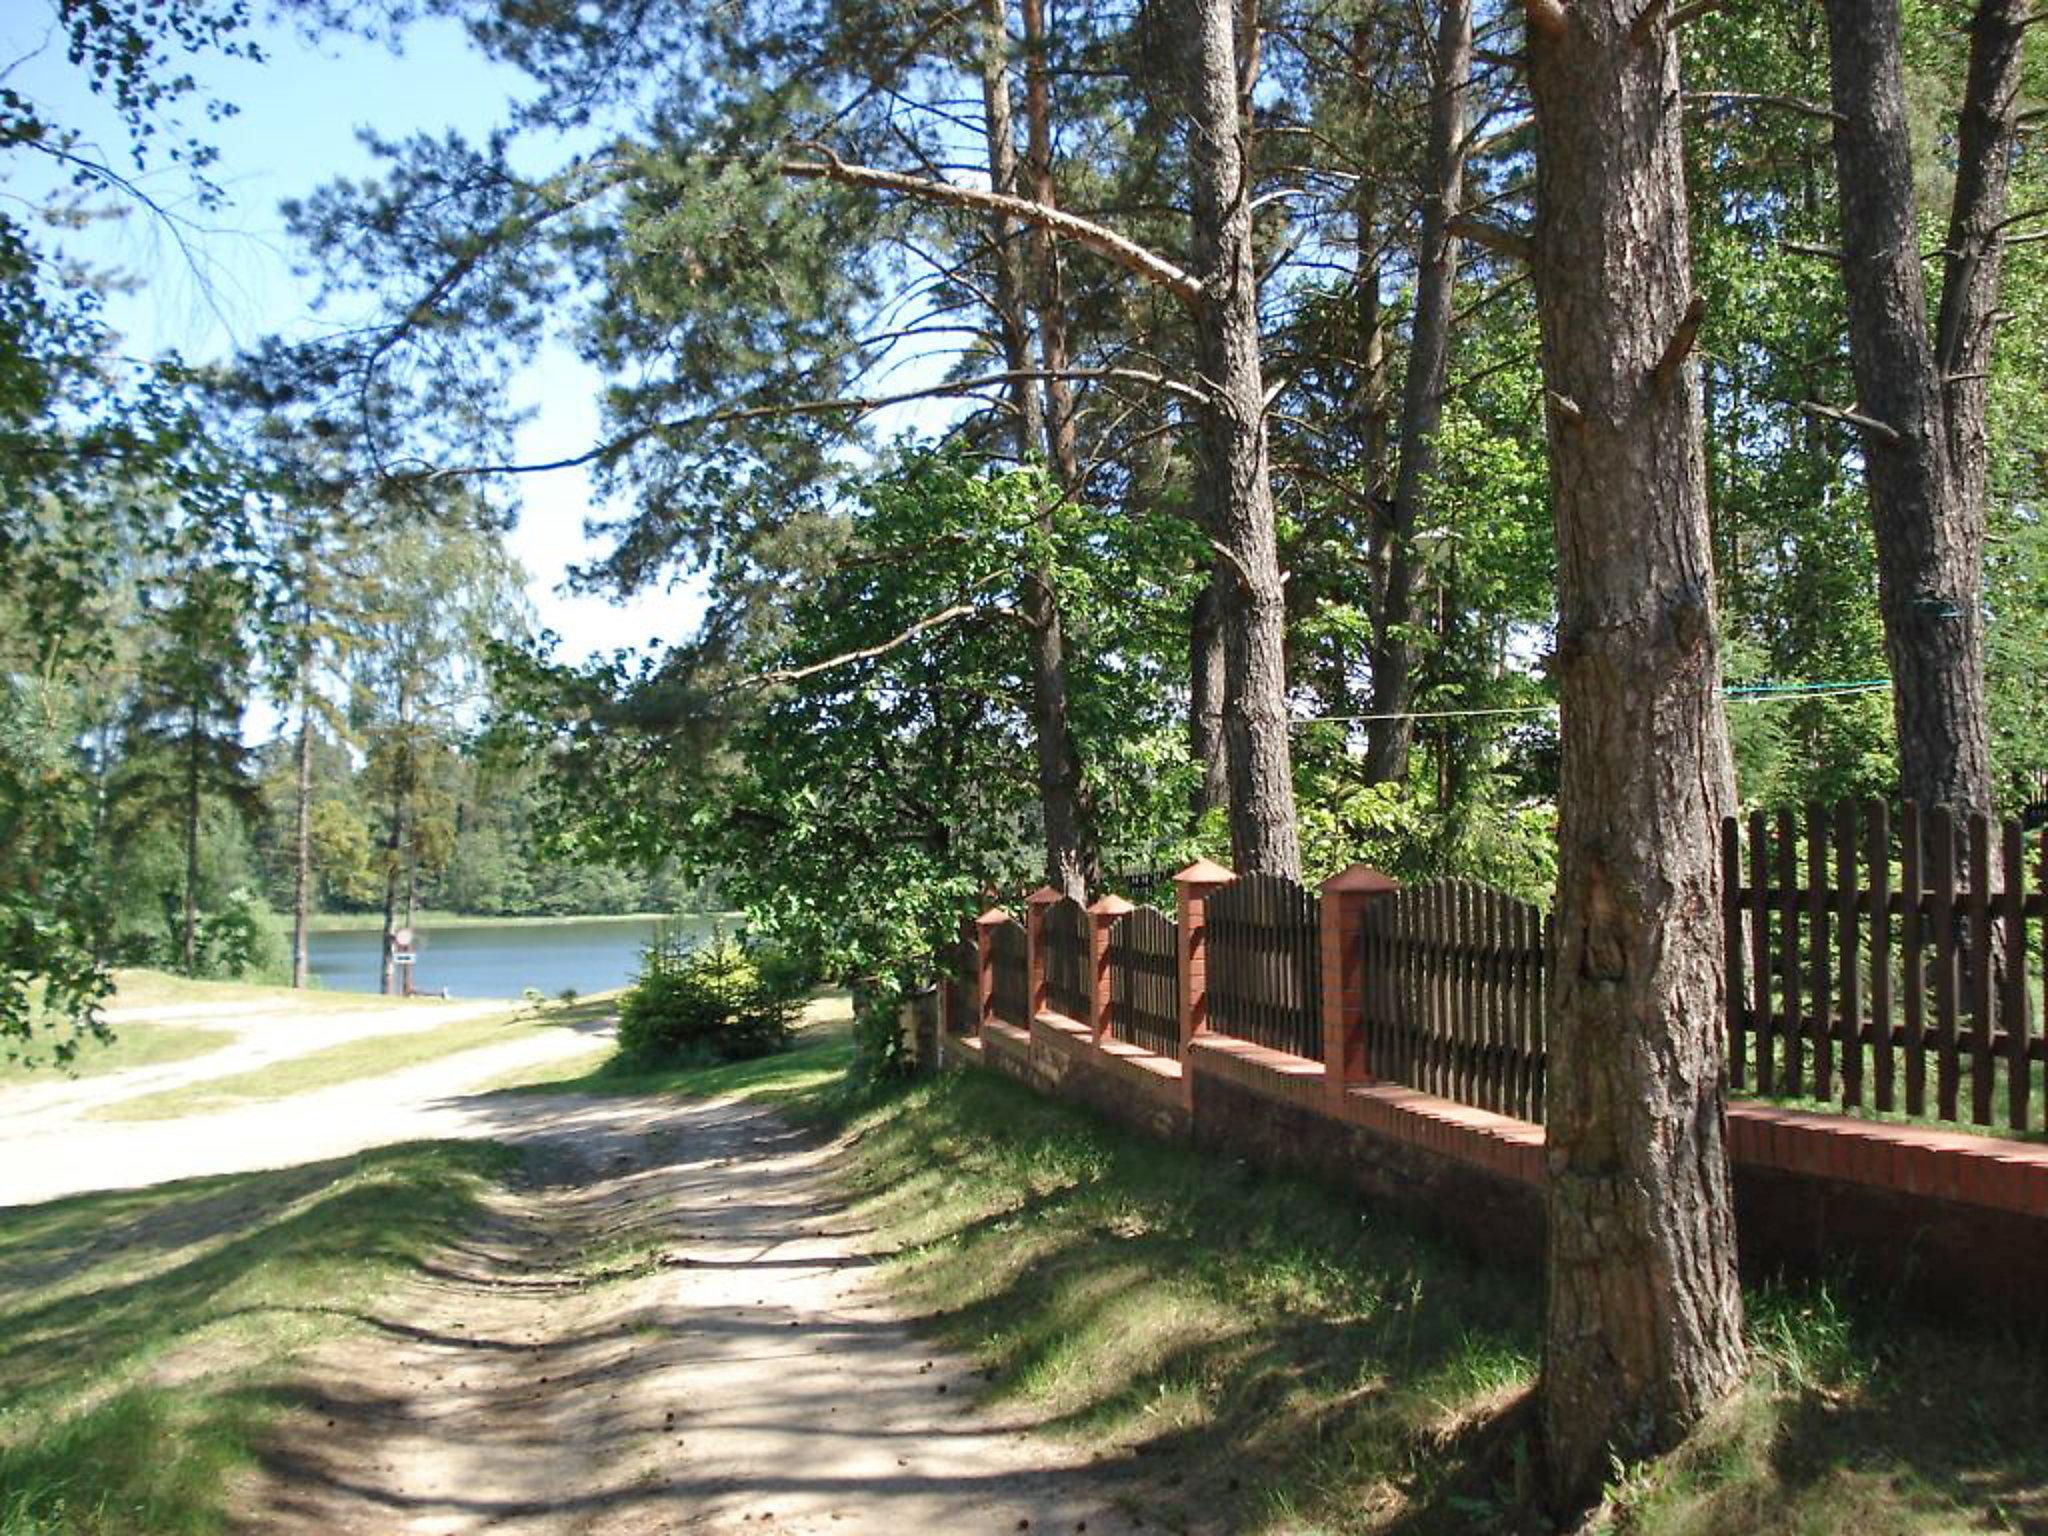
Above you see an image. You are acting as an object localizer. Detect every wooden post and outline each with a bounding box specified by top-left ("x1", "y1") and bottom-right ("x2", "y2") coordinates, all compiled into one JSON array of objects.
[
  {"x1": 1174, "y1": 859, "x2": 1235, "y2": 1056},
  {"x1": 1088, "y1": 894, "x2": 1133, "y2": 1046},
  {"x1": 1319, "y1": 864, "x2": 1400, "y2": 1108},
  {"x1": 1025, "y1": 885, "x2": 1061, "y2": 1022},
  {"x1": 974, "y1": 907, "x2": 1011, "y2": 1037}
]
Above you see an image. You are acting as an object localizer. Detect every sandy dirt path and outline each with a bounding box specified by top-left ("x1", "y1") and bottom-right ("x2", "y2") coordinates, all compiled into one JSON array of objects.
[
  {"x1": 0, "y1": 997, "x2": 524, "y2": 1134},
  {"x1": 0, "y1": 1012, "x2": 607, "y2": 1208},
  {"x1": 240, "y1": 1092, "x2": 1153, "y2": 1536}
]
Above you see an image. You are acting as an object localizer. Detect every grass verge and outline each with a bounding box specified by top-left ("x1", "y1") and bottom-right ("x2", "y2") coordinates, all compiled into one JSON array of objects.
[
  {"x1": 91, "y1": 997, "x2": 606, "y2": 1122},
  {"x1": 526, "y1": 1031, "x2": 2048, "y2": 1534},
  {"x1": 2, "y1": 1024, "x2": 232, "y2": 1084},
  {"x1": 0, "y1": 1141, "x2": 515, "y2": 1535}
]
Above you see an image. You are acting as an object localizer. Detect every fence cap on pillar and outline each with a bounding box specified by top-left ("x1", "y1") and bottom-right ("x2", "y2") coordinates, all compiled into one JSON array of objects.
[
  {"x1": 1024, "y1": 885, "x2": 1064, "y2": 909},
  {"x1": 1173, "y1": 856, "x2": 1236, "y2": 889},
  {"x1": 974, "y1": 906, "x2": 1014, "y2": 928},
  {"x1": 1087, "y1": 893, "x2": 1134, "y2": 919},
  {"x1": 1320, "y1": 863, "x2": 1400, "y2": 898}
]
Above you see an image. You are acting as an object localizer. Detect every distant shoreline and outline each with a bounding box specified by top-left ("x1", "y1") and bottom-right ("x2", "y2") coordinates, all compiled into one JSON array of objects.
[{"x1": 303, "y1": 910, "x2": 742, "y2": 934}]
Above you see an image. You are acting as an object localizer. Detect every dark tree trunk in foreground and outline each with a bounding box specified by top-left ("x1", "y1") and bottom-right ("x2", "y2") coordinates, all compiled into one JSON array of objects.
[
  {"x1": 1362, "y1": 0, "x2": 1471, "y2": 786},
  {"x1": 1820, "y1": 0, "x2": 2025, "y2": 821},
  {"x1": 1523, "y1": 0, "x2": 1745, "y2": 1510},
  {"x1": 980, "y1": 0, "x2": 1096, "y2": 900},
  {"x1": 1183, "y1": 0, "x2": 1301, "y2": 879}
]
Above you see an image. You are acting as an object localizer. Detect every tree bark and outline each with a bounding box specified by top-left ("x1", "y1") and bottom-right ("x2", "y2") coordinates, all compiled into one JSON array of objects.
[
  {"x1": 291, "y1": 672, "x2": 313, "y2": 989},
  {"x1": 1523, "y1": 0, "x2": 1745, "y2": 1510},
  {"x1": 1189, "y1": 563, "x2": 1230, "y2": 818},
  {"x1": 1820, "y1": 0, "x2": 2024, "y2": 820},
  {"x1": 1362, "y1": 0, "x2": 1471, "y2": 786},
  {"x1": 979, "y1": 0, "x2": 1096, "y2": 900},
  {"x1": 380, "y1": 688, "x2": 409, "y2": 997},
  {"x1": 1183, "y1": 0, "x2": 1301, "y2": 879},
  {"x1": 1019, "y1": 0, "x2": 1083, "y2": 490},
  {"x1": 978, "y1": 0, "x2": 1048, "y2": 460},
  {"x1": 183, "y1": 699, "x2": 200, "y2": 976}
]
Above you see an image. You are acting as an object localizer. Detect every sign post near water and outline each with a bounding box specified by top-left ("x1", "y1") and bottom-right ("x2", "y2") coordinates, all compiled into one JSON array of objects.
[{"x1": 393, "y1": 926, "x2": 417, "y2": 997}]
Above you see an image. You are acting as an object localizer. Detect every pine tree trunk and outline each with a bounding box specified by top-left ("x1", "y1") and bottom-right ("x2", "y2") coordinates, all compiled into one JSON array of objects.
[
  {"x1": 980, "y1": 0, "x2": 1096, "y2": 899},
  {"x1": 1183, "y1": 0, "x2": 1300, "y2": 879},
  {"x1": 978, "y1": 0, "x2": 1049, "y2": 459},
  {"x1": 1523, "y1": 0, "x2": 1745, "y2": 1510},
  {"x1": 1362, "y1": 0, "x2": 1470, "y2": 786},
  {"x1": 1020, "y1": 0, "x2": 1082, "y2": 489},
  {"x1": 1819, "y1": 0, "x2": 2023, "y2": 821},
  {"x1": 183, "y1": 701, "x2": 200, "y2": 976},
  {"x1": 380, "y1": 787, "x2": 403, "y2": 997},
  {"x1": 1190, "y1": 564, "x2": 1230, "y2": 819},
  {"x1": 292, "y1": 682, "x2": 313, "y2": 990}
]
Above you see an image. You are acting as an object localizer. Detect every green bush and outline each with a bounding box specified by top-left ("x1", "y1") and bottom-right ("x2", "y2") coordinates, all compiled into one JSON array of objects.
[{"x1": 615, "y1": 929, "x2": 800, "y2": 1066}]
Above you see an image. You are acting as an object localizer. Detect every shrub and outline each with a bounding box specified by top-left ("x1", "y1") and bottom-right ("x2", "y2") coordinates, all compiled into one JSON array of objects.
[{"x1": 615, "y1": 929, "x2": 801, "y2": 1065}]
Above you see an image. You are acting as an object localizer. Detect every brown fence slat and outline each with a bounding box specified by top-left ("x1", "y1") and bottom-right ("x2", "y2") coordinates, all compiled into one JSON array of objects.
[
  {"x1": 1903, "y1": 800, "x2": 1926, "y2": 1116},
  {"x1": 1930, "y1": 806, "x2": 1960, "y2": 1122},
  {"x1": 1836, "y1": 799, "x2": 1861, "y2": 1110},
  {"x1": 1809, "y1": 803, "x2": 1834, "y2": 1103},
  {"x1": 2002, "y1": 822, "x2": 2030, "y2": 1133},
  {"x1": 1777, "y1": 806, "x2": 1803, "y2": 1098},
  {"x1": 1723, "y1": 819, "x2": 1745, "y2": 1088},
  {"x1": 1968, "y1": 812, "x2": 1994, "y2": 1125},
  {"x1": 1749, "y1": 811, "x2": 1771, "y2": 1095},
  {"x1": 1867, "y1": 801, "x2": 1893, "y2": 1112}
]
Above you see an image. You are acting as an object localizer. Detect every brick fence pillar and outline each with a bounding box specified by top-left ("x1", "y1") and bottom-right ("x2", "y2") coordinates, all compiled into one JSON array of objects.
[
  {"x1": 1319, "y1": 864, "x2": 1400, "y2": 1108},
  {"x1": 1087, "y1": 894, "x2": 1133, "y2": 1045},
  {"x1": 974, "y1": 906, "x2": 1011, "y2": 1035},
  {"x1": 1174, "y1": 858, "x2": 1236, "y2": 1056},
  {"x1": 1024, "y1": 885, "x2": 1061, "y2": 1021}
]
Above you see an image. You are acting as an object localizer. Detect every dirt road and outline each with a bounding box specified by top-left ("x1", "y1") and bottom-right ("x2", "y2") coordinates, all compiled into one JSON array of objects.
[
  {"x1": 241, "y1": 1092, "x2": 1142, "y2": 1535},
  {"x1": 0, "y1": 1001, "x2": 603, "y2": 1207}
]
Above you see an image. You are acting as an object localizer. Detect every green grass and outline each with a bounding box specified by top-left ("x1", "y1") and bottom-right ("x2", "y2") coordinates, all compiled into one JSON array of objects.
[
  {"x1": 0, "y1": 1141, "x2": 516, "y2": 1535},
  {"x1": 90, "y1": 997, "x2": 605, "y2": 1122},
  {"x1": 554, "y1": 1032, "x2": 2048, "y2": 1533},
  {"x1": 1, "y1": 1023, "x2": 232, "y2": 1084},
  {"x1": 103, "y1": 969, "x2": 416, "y2": 1017}
]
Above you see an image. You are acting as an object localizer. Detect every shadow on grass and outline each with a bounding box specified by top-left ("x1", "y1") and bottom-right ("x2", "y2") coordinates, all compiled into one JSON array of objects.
[
  {"x1": 770, "y1": 1062, "x2": 2048, "y2": 1535},
  {"x1": 0, "y1": 1142, "x2": 516, "y2": 1536}
]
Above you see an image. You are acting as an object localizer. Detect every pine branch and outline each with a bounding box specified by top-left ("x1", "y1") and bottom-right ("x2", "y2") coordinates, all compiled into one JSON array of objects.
[{"x1": 777, "y1": 152, "x2": 1203, "y2": 306}]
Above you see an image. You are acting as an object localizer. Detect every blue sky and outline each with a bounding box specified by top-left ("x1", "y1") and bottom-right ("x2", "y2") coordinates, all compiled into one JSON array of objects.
[{"x1": 5, "y1": 3, "x2": 690, "y2": 664}]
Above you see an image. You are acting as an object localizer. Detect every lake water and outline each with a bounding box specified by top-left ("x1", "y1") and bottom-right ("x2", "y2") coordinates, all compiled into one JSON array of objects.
[{"x1": 306, "y1": 915, "x2": 721, "y2": 998}]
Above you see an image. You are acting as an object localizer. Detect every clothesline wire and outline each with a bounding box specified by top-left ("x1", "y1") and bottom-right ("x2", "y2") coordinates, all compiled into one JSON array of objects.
[{"x1": 1296, "y1": 678, "x2": 1893, "y2": 728}]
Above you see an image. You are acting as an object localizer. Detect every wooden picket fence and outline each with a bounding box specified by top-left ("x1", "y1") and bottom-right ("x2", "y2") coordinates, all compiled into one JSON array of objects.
[
  {"x1": 1043, "y1": 897, "x2": 1091, "y2": 1022},
  {"x1": 944, "y1": 932, "x2": 978, "y2": 1034},
  {"x1": 989, "y1": 918, "x2": 1031, "y2": 1029},
  {"x1": 1109, "y1": 904, "x2": 1181, "y2": 1059},
  {"x1": 1359, "y1": 879, "x2": 1551, "y2": 1123},
  {"x1": 934, "y1": 793, "x2": 2047, "y2": 1141},
  {"x1": 1206, "y1": 873, "x2": 1323, "y2": 1061},
  {"x1": 1722, "y1": 800, "x2": 2045, "y2": 1134}
]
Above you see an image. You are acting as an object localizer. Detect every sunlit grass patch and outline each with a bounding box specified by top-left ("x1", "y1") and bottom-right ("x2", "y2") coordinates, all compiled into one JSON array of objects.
[
  {"x1": 1, "y1": 1022, "x2": 233, "y2": 1084},
  {"x1": 0, "y1": 1142, "x2": 515, "y2": 1535}
]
